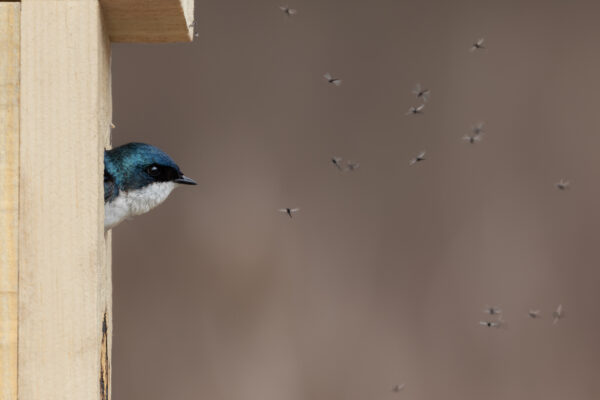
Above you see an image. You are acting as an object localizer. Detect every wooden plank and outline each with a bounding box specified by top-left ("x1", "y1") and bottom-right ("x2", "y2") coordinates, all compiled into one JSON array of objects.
[
  {"x1": 0, "y1": 4, "x2": 19, "y2": 400},
  {"x1": 19, "y1": 1, "x2": 112, "y2": 399},
  {"x1": 101, "y1": 0, "x2": 194, "y2": 43}
]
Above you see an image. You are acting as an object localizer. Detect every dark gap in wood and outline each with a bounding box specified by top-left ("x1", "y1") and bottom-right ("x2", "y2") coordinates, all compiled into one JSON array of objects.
[{"x1": 100, "y1": 311, "x2": 109, "y2": 400}]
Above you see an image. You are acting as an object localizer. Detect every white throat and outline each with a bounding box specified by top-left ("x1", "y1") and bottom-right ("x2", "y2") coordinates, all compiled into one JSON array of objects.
[{"x1": 105, "y1": 181, "x2": 177, "y2": 230}]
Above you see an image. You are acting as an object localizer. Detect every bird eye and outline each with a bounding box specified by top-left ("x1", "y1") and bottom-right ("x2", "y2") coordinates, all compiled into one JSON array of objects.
[{"x1": 146, "y1": 165, "x2": 160, "y2": 177}]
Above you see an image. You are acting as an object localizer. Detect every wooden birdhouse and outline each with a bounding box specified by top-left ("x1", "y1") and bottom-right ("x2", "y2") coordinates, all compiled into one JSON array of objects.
[{"x1": 0, "y1": 1, "x2": 194, "y2": 399}]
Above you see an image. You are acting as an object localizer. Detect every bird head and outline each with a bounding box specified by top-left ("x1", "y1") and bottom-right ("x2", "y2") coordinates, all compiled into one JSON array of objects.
[
  {"x1": 106, "y1": 143, "x2": 196, "y2": 190},
  {"x1": 104, "y1": 143, "x2": 196, "y2": 229}
]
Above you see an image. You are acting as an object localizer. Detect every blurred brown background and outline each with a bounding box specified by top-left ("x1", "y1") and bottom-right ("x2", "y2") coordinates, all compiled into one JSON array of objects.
[{"x1": 110, "y1": 0, "x2": 600, "y2": 399}]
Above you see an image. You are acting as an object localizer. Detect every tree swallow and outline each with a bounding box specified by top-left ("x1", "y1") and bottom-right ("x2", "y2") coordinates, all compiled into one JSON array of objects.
[{"x1": 104, "y1": 143, "x2": 196, "y2": 230}]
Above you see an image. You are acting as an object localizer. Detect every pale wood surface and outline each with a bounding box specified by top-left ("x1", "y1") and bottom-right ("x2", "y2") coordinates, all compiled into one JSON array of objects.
[
  {"x1": 101, "y1": 0, "x2": 194, "y2": 43},
  {"x1": 19, "y1": 1, "x2": 112, "y2": 399},
  {"x1": 0, "y1": 4, "x2": 20, "y2": 400}
]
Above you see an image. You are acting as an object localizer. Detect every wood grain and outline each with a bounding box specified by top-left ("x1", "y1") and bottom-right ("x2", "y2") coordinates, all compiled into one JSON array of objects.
[
  {"x1": 0, "y1": 4, "x2": 19, "y2": 400},
  {"x1": 19, "y1": 1, "x2": 112, "y2": 399},
  {"x1": 101, "y1": 0, "x2": 194, "y2": 43}
]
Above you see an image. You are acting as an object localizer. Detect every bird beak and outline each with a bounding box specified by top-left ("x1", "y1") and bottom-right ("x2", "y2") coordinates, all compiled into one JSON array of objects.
[{"x1": 174, "y1": 175, "x2": 197, "y2": 185}]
